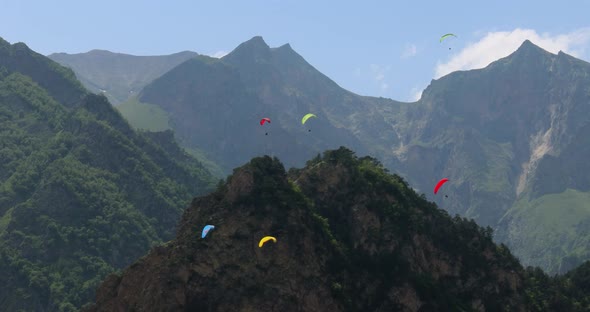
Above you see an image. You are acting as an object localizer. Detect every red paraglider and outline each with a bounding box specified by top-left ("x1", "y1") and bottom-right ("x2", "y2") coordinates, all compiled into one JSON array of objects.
[
  {"x1": 434, "y1": 178, "x2": 449, "y2": 194},
  {"x1": 260, "y1": 118, "x2": 271, "y2": 126}
]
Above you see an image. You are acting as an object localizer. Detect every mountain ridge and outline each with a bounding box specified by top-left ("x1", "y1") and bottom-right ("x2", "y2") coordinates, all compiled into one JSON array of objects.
[
  {"x1": 86, "y1": 147, "x2": 590, "y2": 311},
  {"x1": 54, "y1": 35, "x2": 590, "y2": 274},
  {"x1": 0, "y1": 35, "x2": 216, "y2": 310},
  {"x1": 85, "y1": 148, "x2": 532, "y2": 311},
  {"x1": 48, "y1": 49, "x2": 199, "y2": 105}
]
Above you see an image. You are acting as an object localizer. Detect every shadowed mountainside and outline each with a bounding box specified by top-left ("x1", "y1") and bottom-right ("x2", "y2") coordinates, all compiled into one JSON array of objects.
[{"x1": 86, "y1": 148, "x2": 590, "y2": 311}]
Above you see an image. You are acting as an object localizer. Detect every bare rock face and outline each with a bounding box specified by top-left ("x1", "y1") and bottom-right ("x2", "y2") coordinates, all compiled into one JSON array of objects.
[{"x1": 86, "y1": 149, "x2": 529, "y2": 311}]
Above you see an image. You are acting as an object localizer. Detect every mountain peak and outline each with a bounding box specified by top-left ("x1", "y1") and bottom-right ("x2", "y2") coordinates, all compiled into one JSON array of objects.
[
  {"x1": 248, "y1": 35, "x2": 268, "y2": 45},
  {"x1": 225, "y1": 36, "x2": 271, "y2": 62},
  {"x1": 88, "y1": 49, "x2": 112, "y2": 54},
  {"x1": 85, "y1": 148, "x2": 536, "y2": 311},
  {"x1": 512, "y1": 39, "x2": 553, "y2": 58},
  {"x1": 520, "y1": 39, "x2": 535, "y2": 48},
  {"x1": 273, "y1": 42, "x2": 304, "y2": 60},
  {"x1": 277, "y1": 43, "x2": 293, "y2": 50},
  {"x1": 236, "y1": 36, "x2": 270, "y2": 51}
]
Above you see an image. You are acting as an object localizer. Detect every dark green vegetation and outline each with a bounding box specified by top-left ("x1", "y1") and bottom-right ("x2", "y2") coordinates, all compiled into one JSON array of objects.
[
  {"x1": 86, "y1": 147, "x2": 590, "y2": 311},
  {"x1": 68, "y1": 37, "x2": 590, "y2": 274},
  {"x1": 0, "y1": 37, "x2": 215, "y2": 311},
  {"x1": 48, "y1": 50, "x2": 198, "y2": 105}
]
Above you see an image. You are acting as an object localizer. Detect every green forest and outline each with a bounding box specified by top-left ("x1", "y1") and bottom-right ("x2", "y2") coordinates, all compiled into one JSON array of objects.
[{"x1": 0, "y1": 39, "x2": 215, "y2": 311}]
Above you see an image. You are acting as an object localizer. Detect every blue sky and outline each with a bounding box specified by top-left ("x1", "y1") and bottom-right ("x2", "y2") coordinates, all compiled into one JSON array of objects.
[{"x1": 1, "y1": 0, "x2": 589, "y2": 101}]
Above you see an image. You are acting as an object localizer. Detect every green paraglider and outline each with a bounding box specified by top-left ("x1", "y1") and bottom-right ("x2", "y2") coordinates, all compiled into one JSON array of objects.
[
  {"x1": 302, "y1": 113, "x2": 317, "y2": 132},
  {"x1": 302, "y1": 113, "x2": 317, "y2": 125},
  {"x1": 440, "y1": 33, "x2": 457, "y2": 42},
  {"x1": 440, "y1": 33, "x2": 457, "y2": 50}
]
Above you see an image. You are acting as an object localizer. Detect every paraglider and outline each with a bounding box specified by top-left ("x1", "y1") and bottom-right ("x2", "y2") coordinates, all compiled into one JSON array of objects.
[
  {"x1": 258, "y1": 236, "x2": 277, "y2": 247},
  {"x1": 440, "y1": 33, "x2": 457, "y2": 50},
  {"x1": 440, "y1": 33, "x2": 457, "y2": 42},
  {"x1": 260, "y1": 118, "x2": 271, "y2": 126},
  {"x1": 260, "y1": 117, "x2": 271, "y2": 135},
  {"x1": 201, "y1": 225, "x2": 215, "y2": 238},
  {"x1": 302, "y1": 113, "x2": 317, "y2": 132},
  {"x1": 301, "y1": 113, "x2": 316, "y2": 125},
  {"x1": 434, "y1": 178, "x2": 449, "y2": 194}
]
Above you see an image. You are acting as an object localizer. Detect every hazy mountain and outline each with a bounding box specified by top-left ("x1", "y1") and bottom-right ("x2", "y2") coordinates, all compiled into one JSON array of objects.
[
  {"x1": 48, "y1": 49, "x2": 198, "y2": 105},
  {"x1": 136, "y1": 36, "x2": 383, "y2": 174},
  {"x1": 85, "y1": 148, "x2": 590, "y2": 311},
  {"x1": 0, "y1": 38, "x2": 215, "y2": 311},
  {"x1": 60, "y1": 36, "x2": 590, "y2": 274},
  {"x1": 394, "y1": 40, "x2": 590, "y2": 274}
]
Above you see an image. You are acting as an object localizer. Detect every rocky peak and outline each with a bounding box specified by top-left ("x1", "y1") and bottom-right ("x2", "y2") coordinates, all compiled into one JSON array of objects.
[
  {"x1": 86, "y1": 148, "x2": 531, "y2": 311},
  {"x1": 224, "y1": 35, "x2": 272, "y2": 63}
]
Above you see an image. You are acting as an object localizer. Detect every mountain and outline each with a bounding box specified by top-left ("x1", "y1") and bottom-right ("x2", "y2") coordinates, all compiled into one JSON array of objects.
[
  {"x1": 0, "y1": 38, "x2": 215, "y2": 311},
  {"x1": 59, "y1": 36, "x2": 590, "y2": 274},
  {"x1": 393, "y1": 40, "x2": 590, "y2": 274},
  {"x1": 48, "y1": 50, "x2": 198, "y2": 105},
  {"x1": 85, "y1": 148, "x2": 590, "y2": 311},
  {"x1": 135, "y1": 36, "x2": 384, "y2": 174}
]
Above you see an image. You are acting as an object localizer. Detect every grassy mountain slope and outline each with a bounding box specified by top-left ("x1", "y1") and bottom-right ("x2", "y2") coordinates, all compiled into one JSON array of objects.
[
  {"x1": 500, "y1": 190, "x2": 590, "y2": 274},
  {"x1": 48, "y1": 50, "x2": 198, "y2": 105},
  {"x1": 0, "y1": 38, "x2": 215, "y2": 311},
  {"x1": 116, "y1": 96, "x2": 171, "y2": 131}
]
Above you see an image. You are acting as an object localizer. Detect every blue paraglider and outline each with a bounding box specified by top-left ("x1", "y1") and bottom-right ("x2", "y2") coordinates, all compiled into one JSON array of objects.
[{"x1": 201, "y1": 225, "x2": 215, "y2": 238}]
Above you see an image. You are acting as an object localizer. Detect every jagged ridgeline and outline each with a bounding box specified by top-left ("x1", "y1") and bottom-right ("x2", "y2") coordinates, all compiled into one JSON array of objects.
[
  {"x1": 0, "y1": 37, "x2": 215, "y2": 311},
  {"x1": 61, "y1": 37, "x2": 590, "y2": 275},
  {"x1": 87, "y1": 147, "x2": 569, "y2": 311},
  {"x1": 47, "y1": 50, "x2": 199, "y2": 105}
]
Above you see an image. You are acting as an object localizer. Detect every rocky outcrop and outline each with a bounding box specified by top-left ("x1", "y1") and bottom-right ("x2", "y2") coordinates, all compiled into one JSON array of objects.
[{"x1": 86, "y1": 148, "x2": 530, "y2": 311}]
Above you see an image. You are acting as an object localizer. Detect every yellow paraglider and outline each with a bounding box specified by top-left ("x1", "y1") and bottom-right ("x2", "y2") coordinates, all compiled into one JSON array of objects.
[
  {"x1": 301, "y1": 113, "x2": 317, "y2": 125},
  {"x1": 258, "y1": 236, "x2": 277, "y2": 248}
]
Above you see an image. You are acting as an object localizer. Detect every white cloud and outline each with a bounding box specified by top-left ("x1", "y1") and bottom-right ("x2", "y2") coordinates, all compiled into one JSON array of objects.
[
  {"x1": 370, "y1": 64, "x2": 392, "y2": 94},
  {"x1": 209, "y1": 50, "x2": 229, "y2": 58},
  {"x1": 370, "y1": 64, "x2": 391, "y2": 81},
  {"x1": 401, "y1": 43, "x2": 417, "y2": 58},
  {"x1": 409, "y1": 87, "x2": 423, "y2": 102},
  {"x1": 435, "y1": 28, "x2": 590, "y2": 79}
]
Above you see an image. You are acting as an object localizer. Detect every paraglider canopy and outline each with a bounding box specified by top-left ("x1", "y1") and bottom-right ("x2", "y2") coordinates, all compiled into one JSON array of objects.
[
  {"x1": 301, "y1": 113, "x2": 317, "y2": 125},
  {"x1": 258, "y1": 236, "x2": 277, "y2": 247},
  {"x1": 201, "y1": 225, "x2": 215, "y2": 238},
  {"x1": 260, "y1": 118, "x2": 271, "y2": 126},
  {"x1": 434, "y1": 178, "x2": 449, "y2": 194},
  {"x1": 440, "y1": 33, "x2": 457, "y2": 42}
]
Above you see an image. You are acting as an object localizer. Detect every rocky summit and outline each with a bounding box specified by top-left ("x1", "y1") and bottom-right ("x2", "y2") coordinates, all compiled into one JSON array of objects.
[{"x1": 86, "y1": 147, "x2": 533, "y2": 312}]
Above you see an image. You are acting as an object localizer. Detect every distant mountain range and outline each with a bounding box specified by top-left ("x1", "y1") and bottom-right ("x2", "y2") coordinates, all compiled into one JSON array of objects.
[
  {"x1": 4, "y1": 33, "x2": 590, "y2": 310},
  {"x1": 48, "y1": 50, "x2": 198, "y2": 105},
  {"x1": 49, "y1": 36, "x2": 590, "y2": 275}
]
